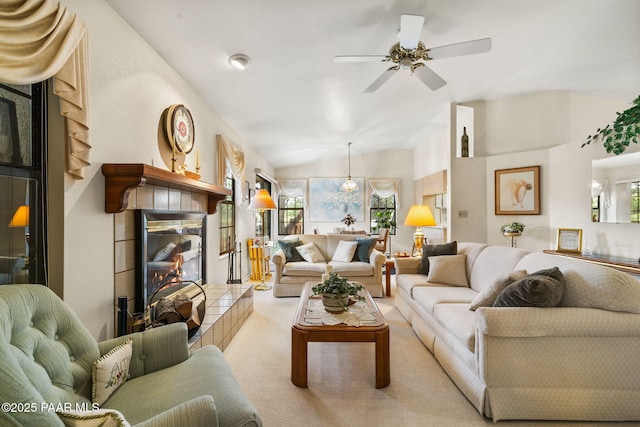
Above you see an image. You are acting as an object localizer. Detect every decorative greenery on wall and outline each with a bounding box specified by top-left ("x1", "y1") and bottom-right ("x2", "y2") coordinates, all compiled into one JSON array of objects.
[{"x1": 582, "y1": 96, "x2": 640, "y2": 155}]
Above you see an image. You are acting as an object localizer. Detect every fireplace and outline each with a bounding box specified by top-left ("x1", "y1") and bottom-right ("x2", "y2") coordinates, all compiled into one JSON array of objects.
[{"x1": 135, "y1": 210, "x2": 207, "y2": 313}]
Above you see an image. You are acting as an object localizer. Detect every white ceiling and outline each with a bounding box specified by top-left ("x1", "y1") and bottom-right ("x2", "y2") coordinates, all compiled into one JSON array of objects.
[{"x1": 104, "y1": 0, "x2": 640, "y2": 169}]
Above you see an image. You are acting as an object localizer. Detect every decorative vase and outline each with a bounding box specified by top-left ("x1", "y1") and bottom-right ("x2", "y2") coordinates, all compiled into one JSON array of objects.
[
  {"x1": 502, "y1": 231, "x2": 521, "y2": 248},
  {"x1": 321, "y1": 293, "x2": 349, "y2": 313},
  {"x1": 461, "y1": 127, "x2": 469, "y2": 158}
]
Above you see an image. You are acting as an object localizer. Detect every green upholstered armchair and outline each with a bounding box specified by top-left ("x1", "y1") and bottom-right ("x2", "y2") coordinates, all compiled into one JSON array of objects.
[{"x1": 0, "y1": 284, "x2": 262, "y2": 426}]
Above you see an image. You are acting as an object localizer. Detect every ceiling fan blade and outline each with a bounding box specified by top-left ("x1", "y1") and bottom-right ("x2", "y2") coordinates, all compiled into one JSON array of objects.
[
  {"x1": 364, "y1": 67, "x2": 398, "y2": 93},
  {"x1": 398, "y1": 14, "x2": 424, "y2": 49},
  {"x1": 334, "y1": 55, "x2": 387, "y2": 62},
  {"x1": 414, "y1": 65, "x2": 447, "y2": 91},
  {"x1": 427, "y1": 38, "x2": 492, "y2": 60}
]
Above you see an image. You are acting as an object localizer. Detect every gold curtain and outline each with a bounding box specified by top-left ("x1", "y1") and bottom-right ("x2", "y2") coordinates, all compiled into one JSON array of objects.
[
  {"x1": 0, "y1": 0, "x2": 90, "y2": 179},
  {"x1": 216, "y1": 134, "x2": 246, "y2": 196}
]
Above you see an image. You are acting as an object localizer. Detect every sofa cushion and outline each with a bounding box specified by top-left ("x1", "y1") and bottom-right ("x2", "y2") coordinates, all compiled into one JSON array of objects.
[
  {"x1": 493, "y1": 267, "x2": 565, "y2": 308},
  {"x1": 353, "y1": 237, "x2": 377, "y2": 262},
  {"x1": 296, "y1": 242, "x2": 326, "y2": 263},
  {"x1": 419, "y1": 241, "x2": 457, "y2": 275},
  {"x1": 283, "y1": 261, "x2": 327, "y2": 276},
  {"x1": 330, "y1": 261, "x2": 374, "y2": 277},
  {"x1": 332, "y1": 240, "x2": 358, "y2": 263},
  {"x1": 412, "y1": 286, "x2": 477, "y2": 316},
  {"x1": 278, "y1": 239, "x2": 305, "y2": 262},
  {"x1": 93, "y1": 339, "x2": 133, "y2": 405},
  {"x1": 434, "y1": 303, "x2": 477, "y2": 353},
  {"x1": 426, "y1": 254, "x2": 468, "y2": 287},
  {"x1": 469, "y1": 270, "x2": 527, "y2": 311},
  {"x1": 396, "y1": 273, "x2": 431, "y2": 297},
  {"x1": 515, "y1": 251, "x2": 640, "y2": 314}
]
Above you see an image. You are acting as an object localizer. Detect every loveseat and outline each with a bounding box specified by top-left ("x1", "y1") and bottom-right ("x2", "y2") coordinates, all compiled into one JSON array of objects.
[
  {"x1": 0, "y1": 284, "x2": 262, "y2": 426},
  {"x1": 272, "y1": 234, "x2": 384, "y2": 297},
  {"x1": 394, "y1": 242, "x2": 640, "y2": 422}
]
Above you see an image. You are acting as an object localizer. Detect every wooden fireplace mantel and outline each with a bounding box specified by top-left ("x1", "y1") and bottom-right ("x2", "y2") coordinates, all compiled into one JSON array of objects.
[{"x1": 101, "y1": 163, "x2": 231, "y2": 214}]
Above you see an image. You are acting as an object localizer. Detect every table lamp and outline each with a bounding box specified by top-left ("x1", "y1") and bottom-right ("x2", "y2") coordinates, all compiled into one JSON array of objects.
[
  {"x1": 248, "y1": 189, "x2": 277, "y2": 290},
  {"x1": 403, "y1": 205, "x2": 436, "y2": 256}
]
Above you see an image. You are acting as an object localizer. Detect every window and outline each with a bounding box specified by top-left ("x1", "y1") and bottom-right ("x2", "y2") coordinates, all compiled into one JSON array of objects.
[
  {"x1": 278, "y1": 195, "x2": 304, "y2": 235},
  {"x1": 0, "y1": 82, "x2": 46, "y2": 284},
  {"x1": 219, "y1": 167, "x2": 235, "y2": 255},
  {"x1": 632, "y1": 181, "x2": 639, "y2": 223},
  {"x1": 370, "y1": 195, "x2": 396, "y2": 235}
]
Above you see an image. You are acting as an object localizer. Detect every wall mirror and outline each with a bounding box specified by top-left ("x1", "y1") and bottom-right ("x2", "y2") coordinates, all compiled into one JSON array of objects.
[{"x1": 591, "y1": 151, "x2": 640, "y2": 223}]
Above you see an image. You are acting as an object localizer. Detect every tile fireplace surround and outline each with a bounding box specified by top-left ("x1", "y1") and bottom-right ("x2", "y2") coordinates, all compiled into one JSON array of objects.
[{"x1": 112, "y1": 182, "x2": 253, "y2": 349}]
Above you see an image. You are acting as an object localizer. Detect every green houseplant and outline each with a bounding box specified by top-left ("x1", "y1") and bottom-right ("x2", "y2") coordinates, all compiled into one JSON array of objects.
[
  {"x1": 312, "y1": 272, "x2": 363, "y2": 313},
  {"x1": 500, "y1": 221, "x2": 525, "y2": 234},
  {"x1": 372, "y1": 209, "x2": 397, "y2": 233},
  {"x1": 582, "y1": 95, "x2": 640, "y2": 155}
]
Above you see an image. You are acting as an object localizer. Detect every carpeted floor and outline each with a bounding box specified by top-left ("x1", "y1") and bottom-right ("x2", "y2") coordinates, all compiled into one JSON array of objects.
[{"x1": 223, "y1": 281, "x2": 638, "y2": 427}]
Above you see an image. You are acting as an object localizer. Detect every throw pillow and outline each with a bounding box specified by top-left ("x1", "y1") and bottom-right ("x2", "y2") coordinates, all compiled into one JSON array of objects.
[
  {"x1": 151, "y1": 242, "x2": 176, "y2": 261},
  {"x1": 425, "y1": 254, "x2": 469, "y2": 287},
  {"x1": 419, "y1": 241, "x2": 458, "y2": 275},
  {"x1": 352, "y1": 237, "x2": 378, "y2": 262},
  {"x1": 332, "y1": 240, "x2": 359, "y2": 263},
  {"x1": 278, "y1": 239, "x2": 305, "y2": 262},
  {"x1": 92, "y1": 340, "x2": 133, "y2": 405},
  {"x1": 57, "y1": 409, "x2": 131, "y2": 427},
  {"x1": 493, "y1": 267, "x2": 565, "y2": 308},
  {"x1": 296, "y1": 242, "x2": 326, "y2": 263},
  {"x1": 469, "y1": 270, "x2": 527, "y2": 310}
]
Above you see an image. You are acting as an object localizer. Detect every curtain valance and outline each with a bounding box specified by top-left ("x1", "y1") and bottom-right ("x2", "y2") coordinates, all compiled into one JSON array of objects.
[
  {"x1": 277, "y1": 179, "x2": 307, "y2": 207},
  {"x1": 216, "y1": 134, "x2": 246, "y2": 196},
  {"x1": 368, "y1": 178, "x2": 400, "y2": 207},
  {"x1": 0, "y1": 0, "x2": 90, "y2": 179}
]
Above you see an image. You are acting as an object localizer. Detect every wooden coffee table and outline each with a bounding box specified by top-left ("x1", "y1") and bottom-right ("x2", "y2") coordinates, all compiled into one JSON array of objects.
[{"x1": 291, "y1": 282, "x2": 390, "y2": 388}]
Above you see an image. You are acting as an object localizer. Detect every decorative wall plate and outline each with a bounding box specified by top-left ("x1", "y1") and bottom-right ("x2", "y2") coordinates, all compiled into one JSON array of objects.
[{"x1": 163, "y1": 104, "x2": 195, "y2": 154}]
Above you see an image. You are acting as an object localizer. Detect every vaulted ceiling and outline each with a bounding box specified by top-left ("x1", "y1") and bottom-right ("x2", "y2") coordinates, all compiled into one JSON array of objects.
[{"x1": 104, "y1": 0, "x2": 640, "y2": 168}]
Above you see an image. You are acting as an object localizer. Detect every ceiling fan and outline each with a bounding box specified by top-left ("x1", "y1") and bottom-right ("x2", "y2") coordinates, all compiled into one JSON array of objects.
[{"x1": 335, "y1": 15, "x2": 491, "y2": 93}]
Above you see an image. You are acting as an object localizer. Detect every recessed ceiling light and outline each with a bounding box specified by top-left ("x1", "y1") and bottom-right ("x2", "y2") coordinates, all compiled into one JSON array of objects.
[{"x1": 228, "y1": 54, "x2": 250, "y2": 70}]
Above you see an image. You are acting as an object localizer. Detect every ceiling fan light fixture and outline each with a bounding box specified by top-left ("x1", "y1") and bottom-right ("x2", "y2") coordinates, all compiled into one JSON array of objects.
[{"x1": 228, "y1": 54, "x2": 250, "y2": 70}]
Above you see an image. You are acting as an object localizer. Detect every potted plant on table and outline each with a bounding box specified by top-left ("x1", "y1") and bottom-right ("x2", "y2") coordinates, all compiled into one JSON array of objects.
[
  {"x1": 341, "y1": 213, "x2": 356, "y2": 230},
  {"x1": 312, "y1": 272, "x2": 363, "y2": 313},
  {"x1": 500, "y1": 221, "x2": 525, "y2": 236}
]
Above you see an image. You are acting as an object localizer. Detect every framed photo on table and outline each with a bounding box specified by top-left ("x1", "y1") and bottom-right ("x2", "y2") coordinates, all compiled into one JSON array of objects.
[
  {"x1": 556, "y1": 228, "x2": 582, "y2": 253},
  {"x1": 495, "y1": 165, "x2": 540, "y2": 215}
]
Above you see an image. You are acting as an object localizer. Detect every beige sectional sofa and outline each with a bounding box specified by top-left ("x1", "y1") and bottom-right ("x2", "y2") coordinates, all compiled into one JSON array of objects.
[
  {"x1": 272, "y1": 234, "x2": 384, "y2": 297},
  {"x1": 394, "y1": 242, "x2": 640, "y2": 422}
]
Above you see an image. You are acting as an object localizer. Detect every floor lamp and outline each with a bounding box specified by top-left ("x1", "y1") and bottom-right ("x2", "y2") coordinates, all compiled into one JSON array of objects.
[
  {"x1": 248, "y1": 189, "x2": 276, "y2": 290},
  {"x1": 403, "y1": 205, "x2": 436, "y2": 257}
]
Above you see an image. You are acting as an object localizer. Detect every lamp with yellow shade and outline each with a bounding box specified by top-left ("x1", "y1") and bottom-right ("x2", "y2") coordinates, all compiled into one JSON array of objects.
[
  {"x1": 403, "y1": 205, "x2": 436, "y2": 257},
  {"x1": 247, "y1": 189, "x2": 277, "y2": 290},
  {"x1": 9, "y1": 205, "x2": 30, "y2": 259}
]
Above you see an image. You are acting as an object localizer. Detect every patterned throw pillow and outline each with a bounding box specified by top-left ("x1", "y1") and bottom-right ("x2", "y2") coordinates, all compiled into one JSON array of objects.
[
  {"x1": 57, "y1": 408, "x2": 131, "y2": 427},
  {"x1": 493, "y1": 267, "x2": 565, "y2": 308},
  {"x1": 419, "y1": 241, "x2": 458, "y2": 275},
  {"x1": 278, "y1": 239, "x2": 305, "y2": 262},
  {"x1": 352, "y1": 237, "x2": 378, "y2": 262},
  {"x1": 92, "y1": 340, "x2": 133, "y2": 405}
]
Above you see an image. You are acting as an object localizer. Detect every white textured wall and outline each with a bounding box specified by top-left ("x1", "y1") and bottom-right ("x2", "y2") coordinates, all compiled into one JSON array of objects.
[{"x1": 60, "y1": 0, "x2": 273, "y2": 340}]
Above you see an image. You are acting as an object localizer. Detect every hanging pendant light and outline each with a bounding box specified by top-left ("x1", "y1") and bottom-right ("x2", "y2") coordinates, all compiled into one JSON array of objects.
[{"x1": 341, "y1": 142, "x2": 358, "y2": 192}]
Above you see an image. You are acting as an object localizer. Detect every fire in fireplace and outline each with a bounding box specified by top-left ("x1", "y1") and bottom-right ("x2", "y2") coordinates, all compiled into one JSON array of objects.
[{"x1": 135, "y1": 210, "x2": 207, "y2": 313}]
